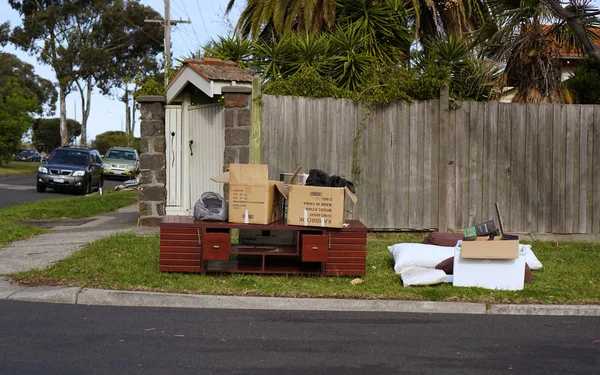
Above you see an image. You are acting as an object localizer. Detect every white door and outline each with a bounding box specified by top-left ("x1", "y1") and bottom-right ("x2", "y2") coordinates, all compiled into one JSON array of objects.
[{"x1": 186, "y1": 103, "x2": 225, "y2": 214}]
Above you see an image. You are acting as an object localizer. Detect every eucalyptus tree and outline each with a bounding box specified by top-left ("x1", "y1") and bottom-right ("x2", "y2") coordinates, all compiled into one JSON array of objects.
[
  {"x1": 9, "y1": 0, "x2": 162, "y2": 146},
  {"x1": 0, "y1": 53, "x2": 56, "y2": 165}
]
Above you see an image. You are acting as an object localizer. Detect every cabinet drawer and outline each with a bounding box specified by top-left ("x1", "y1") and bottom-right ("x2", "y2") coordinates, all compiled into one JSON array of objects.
[
  {"x1": 302, "y1": 234, "x2": 328, "y2": 262},
  {"x1": 203, "y1": 233, "x2": 231, "y2": 261}
]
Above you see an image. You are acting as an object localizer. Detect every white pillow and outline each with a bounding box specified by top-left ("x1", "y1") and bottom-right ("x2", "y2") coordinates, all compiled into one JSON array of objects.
[
  {"x1": 400, "y1": 267, "x2": 447, "y2": 287},
  {"x1": 521, "y1": 244, "x2": 543, "y2": 269},
  {"x1": 387, "y1": 243, "x2": 455, "y2": 274}
]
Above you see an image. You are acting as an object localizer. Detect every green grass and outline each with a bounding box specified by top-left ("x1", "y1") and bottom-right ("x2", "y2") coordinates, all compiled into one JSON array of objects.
[
  {"x1": 0, "y1": 190, "x2": 139, "y2": 246},
  {"x1": 0, "y1": 161, "x2": 40, "y2": 177},
  {"x1": 11, "y1": 231, "x2": 599, "y2": 305}
]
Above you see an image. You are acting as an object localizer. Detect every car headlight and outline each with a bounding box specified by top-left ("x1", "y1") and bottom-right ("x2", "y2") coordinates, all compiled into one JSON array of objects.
[
  {"x1": 72, "y1": 170, "x2": 86, "y2": 177},
  {"x1": 38, "y1": 166, "x2": 48, "y2": 173}
]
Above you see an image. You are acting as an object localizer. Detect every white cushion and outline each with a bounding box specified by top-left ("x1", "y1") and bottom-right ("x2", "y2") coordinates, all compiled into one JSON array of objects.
[
  {"x1": 387, "y1": 243, "x2": 455, "y2": 274},
  {"x1": 400, "y1": 267, "x2": 447, "y2": 287},
  {"x1": 521, "y1": 244, "x2": 543, "y2": 269}
]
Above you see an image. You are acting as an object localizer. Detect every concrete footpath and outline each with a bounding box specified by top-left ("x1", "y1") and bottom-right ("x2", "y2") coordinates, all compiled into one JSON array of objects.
[{"x1": 1, "y1": 204, "x2": 599, "y2": 316}]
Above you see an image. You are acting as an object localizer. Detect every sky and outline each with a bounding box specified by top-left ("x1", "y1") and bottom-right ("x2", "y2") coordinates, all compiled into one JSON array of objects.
[{"x1": 0, "y1": 0, "x2": 243, "y2": 143}]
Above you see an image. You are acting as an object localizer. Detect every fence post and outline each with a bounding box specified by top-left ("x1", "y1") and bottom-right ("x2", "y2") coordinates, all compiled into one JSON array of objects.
[
  {"x1": 438, "y1": 87, "x2": 450, "y2": 232},
  {"x1": 251, "y1": 77, "x2": 262, "y2": 164}
]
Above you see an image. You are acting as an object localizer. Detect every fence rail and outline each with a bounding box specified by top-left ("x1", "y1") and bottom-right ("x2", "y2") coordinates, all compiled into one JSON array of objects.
[{"x1": 260, "y1": 93, "x2": 600, "y2": 233}]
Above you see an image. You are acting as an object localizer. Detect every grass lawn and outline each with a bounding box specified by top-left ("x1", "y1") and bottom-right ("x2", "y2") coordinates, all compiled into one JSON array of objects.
[
  {"x1": 10, "y1": 231, "x2": 599, "y2": 305},
  {"x1": 0, "y1": 161, "x2": 40, "y2": 177},
  {"x1": 0, "y1": 190, "x2": 139, "y2": 246}
]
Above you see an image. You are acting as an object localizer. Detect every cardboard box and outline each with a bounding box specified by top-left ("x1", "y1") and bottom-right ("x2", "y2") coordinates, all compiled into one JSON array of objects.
[
  {"x1": 211, "y1": 164, "x2": 286, "y2": 225},
  {"x1": 287, "y1": 184, "x2": 357, "y2": 228},
  {"x1": 460, "y1": 237, "x2": 519, "y2": 259},
  {"x1": 238, "y1": 229, "x2": 296, "y2": 246},
  {"x1": 453, "y1": 247, "x2": 525, "y2": 290}
]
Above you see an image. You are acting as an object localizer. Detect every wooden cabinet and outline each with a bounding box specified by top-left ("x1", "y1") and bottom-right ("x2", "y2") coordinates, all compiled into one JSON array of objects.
[
  {"x1": 301, "y1": 234, "x2": 328, "y2": 262},
  {"x1": 159, "y1": 217, "x2": 367, "y2": 276},
  {"x1": 202, "y1": 233, "x2": 230, "y2": 260}
]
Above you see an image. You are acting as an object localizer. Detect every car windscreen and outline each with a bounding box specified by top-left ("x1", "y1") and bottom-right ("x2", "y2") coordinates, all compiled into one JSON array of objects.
[
  {"x1": 48, "y1": 150, "x2": 90, "y2": 165},
  {"x1": 107, "y1": 150, "x2": 137, "y2": 161}
]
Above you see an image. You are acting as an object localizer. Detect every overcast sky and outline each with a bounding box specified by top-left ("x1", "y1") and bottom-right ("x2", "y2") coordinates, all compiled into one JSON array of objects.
[{"x1": 0, "y1": 0, "x2": 243, "y2": 143}]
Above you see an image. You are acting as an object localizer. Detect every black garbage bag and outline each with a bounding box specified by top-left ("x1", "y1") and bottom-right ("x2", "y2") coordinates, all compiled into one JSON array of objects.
[{"x1": 193, "y1": 192, "x2": 228, "y2": 221}]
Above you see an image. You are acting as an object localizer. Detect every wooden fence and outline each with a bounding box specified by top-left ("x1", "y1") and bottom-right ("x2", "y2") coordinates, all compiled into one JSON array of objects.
[{"x1": 260, "y1": 93, "x2": 600, "y2": 233}]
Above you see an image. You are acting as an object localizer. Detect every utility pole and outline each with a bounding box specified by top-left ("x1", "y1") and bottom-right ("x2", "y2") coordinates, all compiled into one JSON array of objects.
[{"x1": 145, "y1": 0, "x2": 190, "y2": 86}]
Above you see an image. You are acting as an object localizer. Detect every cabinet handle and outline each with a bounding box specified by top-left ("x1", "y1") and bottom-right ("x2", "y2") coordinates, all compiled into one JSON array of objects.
[
  {"x1": 213, "y1": 245, "x2": 220, "y2": 249},
  {"x1": 197, "y1": 230, "x2": 201, "y2": 246},
  {"x1": 312, "y1": 246, "x2": 318, "y2": 250}
]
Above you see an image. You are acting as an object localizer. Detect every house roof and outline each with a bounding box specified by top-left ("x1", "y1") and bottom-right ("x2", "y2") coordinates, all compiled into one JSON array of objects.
[
  {"x1": 543, "y1": 25, "x2": 600, "y2": 59},
  {"x1": 166, "y1": 58, "x2": 254, "y2": 104}
]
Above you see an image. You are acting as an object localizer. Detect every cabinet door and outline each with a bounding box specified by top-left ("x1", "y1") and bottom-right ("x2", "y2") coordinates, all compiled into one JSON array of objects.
[
  {"x1": 302, "y1": 234, "x2": 328, "y2": 262},
  {"x1": 203, "y1": 233, "x2": 231, "y2": 260}
]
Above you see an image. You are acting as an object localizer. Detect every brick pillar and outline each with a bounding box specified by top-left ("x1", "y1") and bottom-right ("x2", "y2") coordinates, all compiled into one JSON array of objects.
[
  {"x1": 222, "y1": 86, "x2": 252, "y2": 171},
  {"x1": 136, "y1": 95, "x2": 166, "y2": 226}
]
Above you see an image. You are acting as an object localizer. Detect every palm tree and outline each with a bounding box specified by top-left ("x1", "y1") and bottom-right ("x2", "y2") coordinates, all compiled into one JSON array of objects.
[{"x1": 481, "y1": 0, "x2": 599, "y2": 103}]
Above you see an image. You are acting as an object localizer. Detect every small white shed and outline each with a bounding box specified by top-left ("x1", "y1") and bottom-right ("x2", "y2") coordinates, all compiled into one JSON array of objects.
[{"x1": 164, "y1": 58, "x2": 253, "y2": 215}]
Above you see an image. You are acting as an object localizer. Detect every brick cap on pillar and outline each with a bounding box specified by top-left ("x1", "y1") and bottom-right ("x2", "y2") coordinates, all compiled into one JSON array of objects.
[
  {"x1": 136, "y1": 95, "x2": 166, "y2": 103},
  {"x1": 221, "y1": 86, "x2": 252, "y2": 94}
]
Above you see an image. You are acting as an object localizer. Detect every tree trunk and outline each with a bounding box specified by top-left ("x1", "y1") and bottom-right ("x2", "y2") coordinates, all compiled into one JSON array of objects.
[
  {"x1": 545, "y1": 0, "x2": 600, "y2": 61},
  {"x1": 124, "y1": 82, "x2": 131, "y2": 146},
  {"x1": 77, "y1": 77, "x2": 92, "y2": 146},
  {"x1": 131, "y1": 102, "x2": 137, "y2": 136},
  {"x1": 59, "y1": 86, "x2": 69, "y2": 146}
]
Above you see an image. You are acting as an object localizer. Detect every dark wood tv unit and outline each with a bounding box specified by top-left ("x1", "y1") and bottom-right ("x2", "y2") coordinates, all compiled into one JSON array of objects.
[{"x1": 159, "y1": 216, "x2": 367, "y2": 276}]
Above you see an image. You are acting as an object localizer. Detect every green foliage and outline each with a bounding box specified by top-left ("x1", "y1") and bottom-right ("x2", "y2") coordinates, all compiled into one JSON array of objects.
[
  {"x1": 566, "y1": 59, "x2": 600, "y2": 104},
  {"x1": 263, "y1": 66, "x2": 354, "y2": 99},
  {"x1": 133, "y1": 72, "x2": 166, "y2": 97},
  {"x1": 32, "y1": 118, "x2": 81, "y2": 153},
  {"x1": 203, "y1": 34, "x2": 254, "y2": 70},
  {"x1": 0, "y1": 81, "x2": 39, "y2": 164},
  {"x1": 91, "y1": 131, "x2": 140, "y2": 155}
]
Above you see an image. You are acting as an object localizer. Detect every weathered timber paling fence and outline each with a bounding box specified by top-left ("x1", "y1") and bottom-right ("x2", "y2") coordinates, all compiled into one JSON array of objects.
[{"x1": 260, "y1": 93, "x2": 600, "y2": 234}]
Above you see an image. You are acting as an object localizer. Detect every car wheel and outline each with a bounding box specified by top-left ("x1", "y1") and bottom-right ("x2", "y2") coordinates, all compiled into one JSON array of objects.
[
  {"x1": 82, "y1": 178, "x2": 92, "y2": 195},
  {"x1": 36, "y1": 183, "x2": 46, "y2": 193}
]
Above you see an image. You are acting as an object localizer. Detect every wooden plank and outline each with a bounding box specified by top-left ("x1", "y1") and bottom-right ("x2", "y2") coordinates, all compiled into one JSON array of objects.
[
  {"x1": 409, "y1": 102, "x2": 420, "y2": 229},
  {"x1": 446, "y1": 103, "x2": 457, "y2": 230},
  {"x1": 552, "y1": 105, "x2": 567, "y2": 233},
  {"x1": 159, "y1": 253, "x2": 202, "y2": 260},
  {"x1": 496, "y1": 104, "x2": 512, "y2": 232},
  {"x1": 423, "y1": 100, "x2": 433, "y2": 229},
  {"x1": 469, "y1": 102, "x2": 483, "y2": 225},
  {"x1": 565, "y1": 105, "x2": 579, "y2": 232},
  {"x1": 456, "y1": 101, "x2": 470, "y2": 228},
  {"x1": 399, "y1": 102, "x2": 411, "y2": 228},
  {"x1": 594, "y1": 106, "x2": 600, "y2": 233},
  {"x1": 510, "y1": 104, "x2": 526, "y2": 232},
  {"x1": 438, "y1": 88, "x2": 449, "y2": 231},
  {"x1": 538, "y1": 105, "x2": 554, "y2": 233},
  {"x1": 382, "y1": 105, "x2": 395, "y2": 228},
  {"x1": 525, "y1": 104, "x2": 539, "y2": 233},
  {"x1": 584, "y1": 106, "x2": 594, "y2": 233},
  {"x1": 482, "y1": 102, "x2": 499, "y2": 222},
  {"x1": 326, "y1": 256, "x2": 367, "y2": 264},
  {"x1": 430, "y1": 99, "x2": 440, "y2": 229},
  {"x1": 579, "y1": 106, "x2": 591, "y2": 233},
  {"x1": 159, "y1": 246, "x2": 202, "y2": 253}
]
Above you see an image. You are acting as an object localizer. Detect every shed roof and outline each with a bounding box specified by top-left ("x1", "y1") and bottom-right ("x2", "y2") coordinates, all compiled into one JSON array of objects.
[{"x1": 166, "y1": 58, "x2": 253, "y2": 103}]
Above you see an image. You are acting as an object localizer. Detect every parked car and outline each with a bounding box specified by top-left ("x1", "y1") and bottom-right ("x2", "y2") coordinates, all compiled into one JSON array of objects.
[
  {"x1": 16, "y1": 149, "x2": 43, "y2": 162},
  {"x1": 102, "y1": 147, "x2": 140, "y2": 179},
  {"x1": 36, "y1": 146, "x2": 104, "y2": 194}
]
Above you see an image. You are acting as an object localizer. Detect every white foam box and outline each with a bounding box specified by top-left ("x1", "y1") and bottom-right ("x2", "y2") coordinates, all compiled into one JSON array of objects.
[{"x1": 452, "y1": 248, "x2": 526, "y2": 291}]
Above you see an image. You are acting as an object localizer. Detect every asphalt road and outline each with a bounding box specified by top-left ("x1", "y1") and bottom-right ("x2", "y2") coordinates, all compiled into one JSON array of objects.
[
  {"x1": 0, "y1": 174, "x2": 122, "y2": 208},
  {"x1": 0, "y1": 300, "x2": 598, "y2": 375}
]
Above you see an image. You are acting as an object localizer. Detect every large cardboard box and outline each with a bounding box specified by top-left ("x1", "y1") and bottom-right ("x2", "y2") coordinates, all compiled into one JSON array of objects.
[
  {"x1": 460, "y1": 237, "x2": 519, "y2": 259},
  {"x1": 453, "y1": 247, "x2": 525, "y2": 290},
  {"x1": 211, "y1": 164, "x2": 286, "y2": 225},
  {"x1": 287, "y1": 184, "x2": 357, "y2": 228}
]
